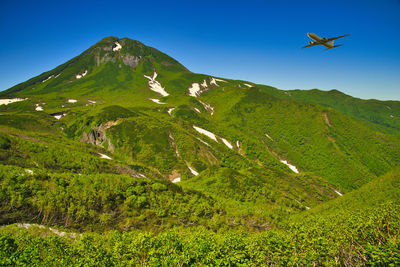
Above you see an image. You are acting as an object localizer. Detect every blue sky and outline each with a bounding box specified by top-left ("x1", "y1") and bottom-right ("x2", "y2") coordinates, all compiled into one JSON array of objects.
[{"x1": 0, "y1": 0, "x2": 399, "y2": 100}]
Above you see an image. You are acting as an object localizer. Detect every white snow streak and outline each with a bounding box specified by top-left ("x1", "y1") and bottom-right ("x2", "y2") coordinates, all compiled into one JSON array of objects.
[
  {"x1": 334, "y1": 189, "x2": 343, "y2": 196},
  {"x1": 201, "y1": 79, "x2": 208, "y2": 88},
  {"x1": 0, "y1": 98, "x2": 27, "y2": 105},
  {"x1": 188, "y1": 166, "x2": 199, "y2": 176},
  {"x1": 112, "y1": 41, "x2": 122, "y2": 52},
  {"x1": 265, "y1": 133, "x2": 273, "y2": 140},
  {"x1": 76, "y1": 70, "x2": 87, "y2": 79},
  {"x1": 236, "y1": 140, "x2": 240, "y2": 148},
  {"x1": 167, "y1": 107, "x2": 175, "y2": 116},
  {"x1": 193, "y1": 125, "x2": 218, "y2": 142},
  {"x1": 280, "y1": 160, "x2": 299, "y2": 173},
  {"x1": 149, "y1": 98, "x2": 166, "y2": 104},
  {"x1": 99, "y1": 153, "x2": 112, "y2": 160},
  {"x1": 172, "y1": 177, "x2": 181, "y2": 183},
  {"x1": 68, "y1": 99, "x2": 77, "y2": 103},
  {"x1": 196, "y1": 137, "x2": 210, "y2": 147},
  {"x1": 221, "y1": 138, "x2": 233, "y2": 149},
  {"x1": 144, "y1": 71, "x2": 169, "y2": 97},
  {"x1": 244, "y1": 83, "x2": 253, "y2": 87},
  {"x1": 198, "y1": 100, "x2": 214, "y2": 115},
  {"x1": 42, "y1": 75, "x2": 54, "y2": 83},
  {"x1": 194, "y1": 107, "x2": 201, "y2": 113},
  {"x1": 88, "y1": 100, "x2": 96, "y2": 104}
]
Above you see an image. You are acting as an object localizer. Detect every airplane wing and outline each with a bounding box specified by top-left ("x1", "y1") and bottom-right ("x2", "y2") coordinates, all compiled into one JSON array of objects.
[
  {"x1": 301, "y1": 43, "x2": 318, "y2": 49},
  {"x1": 326, "y1": 34, "x2": 350, "y2": 41}
]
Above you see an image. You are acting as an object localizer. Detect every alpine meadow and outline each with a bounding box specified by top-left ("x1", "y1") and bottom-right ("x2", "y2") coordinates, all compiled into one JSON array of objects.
[{"x1": 0, "y1": 36, "x2": 399, "y2": 265}]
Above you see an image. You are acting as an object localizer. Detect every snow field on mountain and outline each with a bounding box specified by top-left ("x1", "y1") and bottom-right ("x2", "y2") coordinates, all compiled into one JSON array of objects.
[
  {"x1": 42, "y1": 75, "x2": 54, "y2": 83},
  {"x1": 188, "y1": 83, "x2": 201, "y2": 97},
  {"x1": 193, "y1": 126, "x2": 217, "y2": 142},
  {"x1": 188, "y1": 166, "x2": 199, "y2": 176},
  {"x1": 193, "y1": 125, "x2": 234, "y2": 149},
  {"x1": 167, "y1": 108, "x2": 175, "y2": 116},
  {"x1": 99, "y1": 153, "x2": 112, "y2": 160},
  {"x1": 76, "y1": 70, "x2": 87, "y2": 79},
  {"x1": 149, "y1": 98, "x2": 166, "y2": 104},
  {"x1": 0, "y1": 98, "x2": 27, "y2": 105},
  {"x1": 198, "y1": 100, "x2": 214, "y2": 115},
  {"x1": 35, "y1": 104, "x2": 43, "y2": 111},
  {"x1": 53, "y1": 113, "x2": 66, "y2": 120},
  {"x1": 221, "y1": 138, "x2": 233, "y2": 149},
  {"x1": 172, "y1": 177, "x2": 181, "y2": 183},
  {"x1": 144, "y1": 71, "x2": 169, "y2": 97},
  {"x1": 113, "y1": 41, "x2": 122, "y2": 51},
  {"x1": 280, "y1": 160, "x2": 299, "y2": 173}
]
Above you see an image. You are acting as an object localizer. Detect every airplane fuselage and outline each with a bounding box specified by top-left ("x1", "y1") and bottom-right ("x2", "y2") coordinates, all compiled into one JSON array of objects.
[{"x1": 307, "y1": 32, "x2": 334, "y2": 48}]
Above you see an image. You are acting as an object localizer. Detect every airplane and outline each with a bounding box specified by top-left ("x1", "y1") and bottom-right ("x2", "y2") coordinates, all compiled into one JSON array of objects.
[{"x1": 302, "y1": 32, "x2": 350, "y2": 49}]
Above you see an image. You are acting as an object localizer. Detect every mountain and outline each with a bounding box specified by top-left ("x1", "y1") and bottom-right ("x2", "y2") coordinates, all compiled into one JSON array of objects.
[{"x1": 1, "y1": 36, "x2": 399, "y2": 265}]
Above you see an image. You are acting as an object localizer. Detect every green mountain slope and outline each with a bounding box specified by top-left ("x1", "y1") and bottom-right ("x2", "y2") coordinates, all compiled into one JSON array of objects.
[
  {"x1": 258, "y1": 86, "x2": 400, "y2": 133},
  {"x1": 1, "y1": 36, "x2": 400, "y2": 265}
]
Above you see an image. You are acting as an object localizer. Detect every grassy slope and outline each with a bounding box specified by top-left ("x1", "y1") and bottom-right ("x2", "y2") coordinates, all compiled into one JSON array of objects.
[{"x1": 1, "y1": 36, "x2": 400, "y2": 264}]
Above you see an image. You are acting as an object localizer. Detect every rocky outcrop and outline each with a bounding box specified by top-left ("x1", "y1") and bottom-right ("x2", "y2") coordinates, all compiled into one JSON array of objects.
[
  {"x1": 122, "y1": 54, "x2": 141, "y2": 67},
  {"x1": 80, "y1": 121, "x2": 118, "y2": 152}
]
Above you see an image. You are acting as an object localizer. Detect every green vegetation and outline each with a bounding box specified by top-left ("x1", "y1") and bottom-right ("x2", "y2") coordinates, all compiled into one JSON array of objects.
[{"x1": 0, "y1": 36, "x2": 399, "y2": 265}]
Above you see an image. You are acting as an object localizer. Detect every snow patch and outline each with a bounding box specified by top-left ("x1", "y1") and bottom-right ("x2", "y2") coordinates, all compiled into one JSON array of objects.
[
  {"x1": 68, "y1": 99, "x2": 77, "y2": 103},
  {"x1": 265, "y1": 133, "x2": 273, "y2": 140},
  {"x1": 194, "y1": 107, "x2": 201, "y2": 113},
  {"x1": 280, "y1": 160, "x2": 299, "y2": 173},
  {"x1": 99, "y1": 153, "x2": 112, "y2": 160},
  {"x1": 0, "y1": 98, "x2": 27, "y2": 105},
  {"x1": 53, "y1": 113, "x2": 66, "y2": 120},
  {"x1": 35, "y1": 104, "x2": 43, "y2": 111},
  {"x1": 149, "y1": 98, "x2": 166, "y2": 104},
  {"x1": 112, "y1": 41, "x2": 122, "y2": 52},
  {"x1": 76, "y1": 70, "x2": 87, "y2": 79},
  {"x1": 201, "y1": 79, "x2": 208, "y2": 88},
  {"x1": 42, "y1": 75, "x2": 54, "y2": 83},
  {"x1": 144, "y1": 71, "x2": 169, "y2": 97},
  {"x1": 210, "y1": 77, "x2": 227, "y2": 86},
  {"x1": 198, "y1": 100, "x2": 214, "y2": 115},
  {"x1": 196, "y1": 137, "x2": 210, "y2": 147},
  {"x1": 236, "y1": 140, "x2": 240, "y2": 148},
  {"x1": 188, "y1": 166, "x2": 199, "y2": 176},
  {"x1": 88, "y1": 100, "x2": 96, "y2": 104},
  {"x1": 172, "y1": 177, "x2": 181, "y2": 183},
  {"x1": 221, "y1": 138, "x2": 233, "y2": 149},
  {"x1": 334, "y1": 189, "x2": 343, "y2": 196},
  {"x1": 167, "y1": 107, "x2": 175, "y2": 116},
  {"x1": 188, "y1": 83, "x2": 201, "y2": 97},
  {"x1": 244, "y1": 83, "x2": 253, "y2": 87},
  {"x1": 193, "y1": 125, "x2": 218, "y2": 142}
]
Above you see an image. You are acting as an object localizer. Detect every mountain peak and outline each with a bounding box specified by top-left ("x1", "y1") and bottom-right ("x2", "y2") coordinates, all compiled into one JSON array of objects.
[{"x1": 2, "y1": 36, "x2": 190, "y2": 95}]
